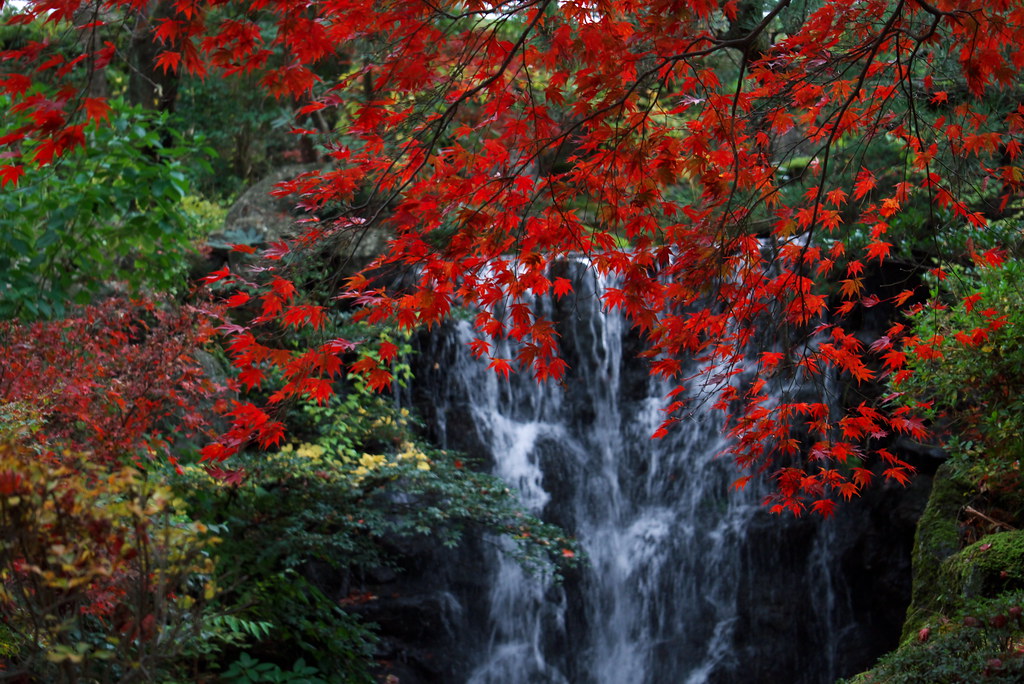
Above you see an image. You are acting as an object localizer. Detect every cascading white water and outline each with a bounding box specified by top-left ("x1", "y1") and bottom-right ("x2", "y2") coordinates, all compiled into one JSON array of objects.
[{"x1": 411, "y1": 262, "x2": 871, "y2": 684}]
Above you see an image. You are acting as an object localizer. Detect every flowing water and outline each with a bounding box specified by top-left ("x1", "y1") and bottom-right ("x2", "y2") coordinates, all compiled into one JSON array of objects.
[{"x1": 409, "y1": 264, "x2": 883, "y2": 683}]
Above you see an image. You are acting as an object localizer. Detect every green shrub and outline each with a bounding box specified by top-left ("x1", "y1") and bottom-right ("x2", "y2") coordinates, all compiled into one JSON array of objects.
[
  {"x1": 0, "y1": 98, "x2": 210, "y2": 319},
  {"x1": 170, "y1": 382, "x2": 578, "y2": 681},
  {"x1": 901, "y1": 259, "x2": 1024, "y2": 494},
  {"x1": 221, "y1": 653, "x2": 326, "y2": 684}
]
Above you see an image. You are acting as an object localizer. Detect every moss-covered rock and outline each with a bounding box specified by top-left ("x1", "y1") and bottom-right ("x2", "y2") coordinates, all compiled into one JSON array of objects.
[
  {"x1": 841, "y1": 592, "x2": 1024, "y2": 684},
  {"x1": 942, "y1": 530, "x2": 1024, "y2": 602},
  {"x1": 901, "y1": 462, "x2": 975, "y2": 641},
  {"x1": 847, "y1": 471, "x2": 1024, "y2": 683}
]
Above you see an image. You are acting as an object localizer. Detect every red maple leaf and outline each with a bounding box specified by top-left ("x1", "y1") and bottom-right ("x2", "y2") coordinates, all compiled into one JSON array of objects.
[
  {"x1": 488, "y1": 358, "x2": 512, "y2": 380},
  {"x1": 0, "y1": 164, "x2": 24, "y2": 187}
]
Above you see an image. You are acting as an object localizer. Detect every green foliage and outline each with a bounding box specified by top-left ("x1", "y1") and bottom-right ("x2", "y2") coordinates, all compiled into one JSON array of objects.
[
  {"x1": 181, "y1": 194, "x2": 230, "y2": 238},
  {"x1": 0, "y1": 621, "x2": 19, "y2": 661},
  {"x1": 174, "y1": 75, "x2": 299, "y2": 200},
  {"x1": 880, "y1": 259, "x2": 1024, "y2": 678},
  {"x1": 0, "y1": 99, "x2": 208, "y2": 319},
  {"x1": 183, "y1": 380, "x2": 580, "y2": 572},
  {"x1": 172, "y1": 613, "x2": 277, "y2": 672},
  {"x1": 222, "y1": 569, "x2": 375, "y2": 684},
  {"x1": 209, "y1": 614, "x2": 277, "y2": 642},
  {"x1": 222, "y1": 653, "x2": 326, "y2": 684},
  {"x1": 900, "y1": 259, "x2": 1024, "y2": 491},
  {"x1": 0, "y1": 401, "x2": 45, "y2": 445}
]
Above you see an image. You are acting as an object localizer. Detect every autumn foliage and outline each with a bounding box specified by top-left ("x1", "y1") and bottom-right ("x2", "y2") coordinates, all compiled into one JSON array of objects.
[
  {"x1": 4, "y1": 0, "x2": 1024, "y2": 513},
  {"x1": 0, "y1": 442, "x2": 217, "y2": 679},
  {"x1": 0, "y1": 298, "x2": 226, "y2": 467}
]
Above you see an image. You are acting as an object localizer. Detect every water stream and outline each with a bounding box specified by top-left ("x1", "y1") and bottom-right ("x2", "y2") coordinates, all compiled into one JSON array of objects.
[{"x1": 409, "y1": 263, "x2": 887, "y2": 683}]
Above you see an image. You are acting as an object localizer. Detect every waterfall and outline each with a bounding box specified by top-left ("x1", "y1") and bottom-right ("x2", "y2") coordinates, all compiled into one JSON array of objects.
[{"x1": 408, "y1": 262, "x2": 892, "y2": 684}]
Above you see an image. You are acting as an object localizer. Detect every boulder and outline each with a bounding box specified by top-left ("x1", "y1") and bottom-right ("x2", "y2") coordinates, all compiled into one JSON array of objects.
[{"x1": 211, "y1": 163, "x2": 317, "y2": 249}]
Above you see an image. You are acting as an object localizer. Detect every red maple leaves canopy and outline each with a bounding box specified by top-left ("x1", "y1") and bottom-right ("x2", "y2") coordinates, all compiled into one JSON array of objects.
[{"x1": 4, "y1": 0, "x2": 1022, "y2": 513}]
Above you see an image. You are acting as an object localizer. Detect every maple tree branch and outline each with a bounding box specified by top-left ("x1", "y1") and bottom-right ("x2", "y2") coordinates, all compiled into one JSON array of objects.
[
  {"x1": 796, "y1": 0, "x2": 908, "y2": 238},
  {"x1": 895, "y1": 25, "x2": 946, "y2": 263},
  {"x1": 349, "y1": 0, "x2": 552, "y2": 231},
  {"x1": 910, "y1": 0, "x2": 970, "y2": 22},
  {"x1": 714, "y1": 0, "x2": 791, "y2": 57},
  {"x1": 417, "y1": 0, "x2": 534, "y2": 21},
  {"x1": 448, "y1": 0, "x2": 552, "y2": 108}
]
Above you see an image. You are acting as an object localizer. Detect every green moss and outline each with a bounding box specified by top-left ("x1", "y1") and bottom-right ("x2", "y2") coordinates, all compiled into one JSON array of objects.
[
  {"x1": 840, "y1": 592, "x2": 1024, "y2": 684},
  {"x1": 901, "y1": 463, "x2": 976, "y2": 641},
  {"x1": 943, "y1": 531, "x2": 1024, "y2": 602}
]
